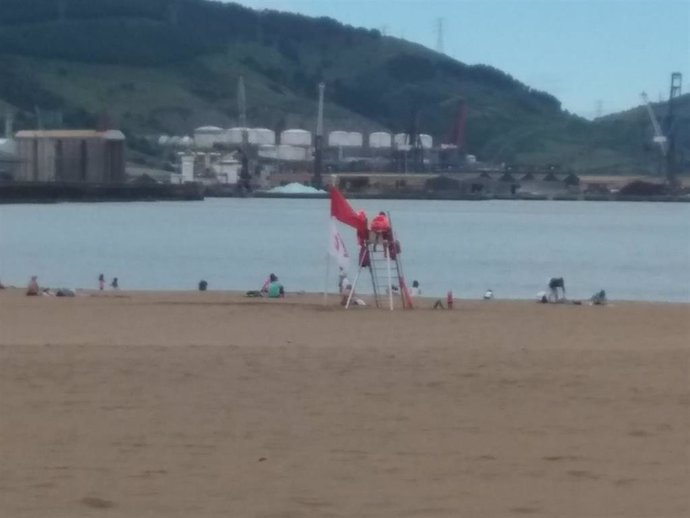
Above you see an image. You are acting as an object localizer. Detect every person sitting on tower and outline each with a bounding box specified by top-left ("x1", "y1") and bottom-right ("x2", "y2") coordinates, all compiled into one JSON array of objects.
[{"x1": 370, "y1": 211, "x2": 391, "y2": 251}]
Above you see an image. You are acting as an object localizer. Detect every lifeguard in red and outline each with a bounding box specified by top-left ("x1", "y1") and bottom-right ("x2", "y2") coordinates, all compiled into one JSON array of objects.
[{"x1": 370, "y1": 211, "x2": 392, "y2": 252}]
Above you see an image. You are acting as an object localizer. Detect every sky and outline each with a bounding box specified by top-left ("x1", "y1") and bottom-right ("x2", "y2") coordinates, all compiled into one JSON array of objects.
[{"x1": 229, "y1": 0, "x2": 689, "y2": 119}]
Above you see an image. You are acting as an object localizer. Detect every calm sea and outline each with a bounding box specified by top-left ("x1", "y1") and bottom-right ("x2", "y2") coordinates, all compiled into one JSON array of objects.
[{"x1": 0, "y1": 199, "x2": 688, "y2": 302}]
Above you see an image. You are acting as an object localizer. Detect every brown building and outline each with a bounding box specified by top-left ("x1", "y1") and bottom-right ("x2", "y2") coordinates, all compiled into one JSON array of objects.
[{"x1": 14, "y1": 130, "x2": 125, "y2": 183}]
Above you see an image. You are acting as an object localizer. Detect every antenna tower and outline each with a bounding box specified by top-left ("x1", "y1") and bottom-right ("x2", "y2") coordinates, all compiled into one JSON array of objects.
[{"x1": 435, "y1": 18, "x2": 445, "y2": 54}]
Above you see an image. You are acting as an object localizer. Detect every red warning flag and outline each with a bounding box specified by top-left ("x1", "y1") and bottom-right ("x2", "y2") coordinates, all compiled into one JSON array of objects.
[{"x1": 330, "y1": 187, "x2": 361, "y2": 229}]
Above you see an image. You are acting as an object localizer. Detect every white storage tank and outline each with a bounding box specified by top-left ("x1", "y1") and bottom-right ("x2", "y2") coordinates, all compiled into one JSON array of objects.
[
  {"x1": 328, "y1": 130, "x2": 349, "y2": 147},
  {"x1": 281, "y1": 129, "x2": 312, "y2": 147},
  {"x1": 158, "y1": 135, "x2": 170, "y2": 146},
  {"x1": 394, "y1": 133, "x2": 410, "y2": 150},
  {"x1": 225, "y1": 127, "x2": 249, "y2": 145},
  {"x1": 258, "y1": 144, "x2": 277, "y2": 159},
  {"x1": 419, "y1": 134, "x2": 433, "y2": 149},
  {"x1": 249, "y1": 128, "x2": 276, "y2": 146},
  {"x1": 193, "y1": 126, "x2": 223, "y2": 149},
  {"x1": 369, "y1": 132, "x2": 392, "y2": 148},
  {"x1": 347, "y1": 132, "x2": 363, "y2": 147},
  {"x1": 180, "y1": 136, "x2": 193, "y2": 148},
  {"x1": 277, "y1": 144, "x2": 307, "y2": 161}
]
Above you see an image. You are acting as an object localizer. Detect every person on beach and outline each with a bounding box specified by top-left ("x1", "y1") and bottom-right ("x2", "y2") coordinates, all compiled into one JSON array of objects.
[
  {"x1": 98, "y1": 273, "x2": 105, "y2": 291},
  {"x1": 590, "y1": 289, "x2": 607, "y2": 305},
  {"x1": 111, "y1": 277, "x2": 119, "y2": 290},
  {"x1": 26, "y1": 276, "x2": 40, "y2": 296},
  {"x1": 338, "y1": 267, "x2": 350, "y2": 294},
  {"x1": 198, "y1": 280, "x2": 208, "y2": 291},
  {"x1": 267, "y1": 275, "x2": 284, "y2": 298},
  {"x1": 261, "y1": 273, "x2": 278, "y2": 295},
  {"x1": 548, "y1": 277, "x2": 565, "y2": 302},
  {"x1": 411, "y1": 280, "x2": 422, "y2": 297}
]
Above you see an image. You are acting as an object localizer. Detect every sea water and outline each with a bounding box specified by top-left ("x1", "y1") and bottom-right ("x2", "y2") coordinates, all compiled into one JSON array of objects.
[{"x1": 0, "y1": 199, "x2": 688, "y2": 302}]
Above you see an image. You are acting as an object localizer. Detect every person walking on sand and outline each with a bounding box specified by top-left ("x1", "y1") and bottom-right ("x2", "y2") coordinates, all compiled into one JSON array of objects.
[
  {"x1": 26, "y1": 276, "x2": 40, "y2": 296},
  {"x1": 111, "y1": 277, "x2": 119, "y2": 290},
  {"x1": 548, "y1": 277, "x2": 565, "y2": 302},
  {"x1": 98, "y1": 273, "x2": 105, "y2": 291}
]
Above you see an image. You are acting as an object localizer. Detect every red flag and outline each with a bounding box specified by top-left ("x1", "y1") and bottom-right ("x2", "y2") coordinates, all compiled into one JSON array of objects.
[{"x1": 330, "y1": 187, "x2": 360, "y2": 229}]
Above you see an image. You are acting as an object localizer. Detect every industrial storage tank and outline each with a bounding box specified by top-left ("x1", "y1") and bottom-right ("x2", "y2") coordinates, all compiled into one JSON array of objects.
[
  {"x1": 394, "y1": 133, "x2": 433, "y2": 149},
  {"x1": 328, "y1": 130, "x2": 347, "y2": 147},
  {"x1": 258, "y1": 144, "x2": 277, "y2": 159},
  {"x1": 276, "y1": 144, "x2": 308, "y2": 161},
  {"x1": 249, "y1": 128, "x2": 276, "y2": 146},
  {"x1": 225, "y1": 127, "x2": 248, "y2": 145},
  {"x1": 329, "y1": 131, "x2": 363, "y2": 148},
  {"x1": 193, "y1": 126, "x2": 223, "y2": 149},
  {"x1": 180, "y1": 136, "x2": 193, "y2": 148},
  {"x1": 328, "y1": 130, "x2": 349, "y2": 147},
  {"x1": 280, "y1": 129, "x2": 312, "y2": 147},
  {"x1": 369, "y1": 132, "x2": 392, "y2": 148},
  {"x1": 347, "y1": 132, "x2": 363, "y2": 147},
  {"x1": 393, "y1": 133, "x2": 411, "y2": 150},
  {"x1": 158, "y1": 135, "x2": 170, "y2": 146},
  {"x1": 419, "y1": 134, "x2": 433, "y2": 149}
]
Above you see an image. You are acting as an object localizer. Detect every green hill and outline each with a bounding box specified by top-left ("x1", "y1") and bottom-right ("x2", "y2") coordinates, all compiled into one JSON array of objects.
[{"x1": 0, "y1": 0, "x2": 686, "y2": 174}]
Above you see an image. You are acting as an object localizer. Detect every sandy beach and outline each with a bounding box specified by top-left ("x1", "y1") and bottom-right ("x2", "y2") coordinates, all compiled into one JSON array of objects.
[{"x1": 0, "y1": 289, "x2": 688, "y2": 517}]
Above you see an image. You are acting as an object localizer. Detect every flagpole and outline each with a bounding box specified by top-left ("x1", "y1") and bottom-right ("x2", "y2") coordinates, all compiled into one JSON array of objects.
[
  {"x1": 324, "y1": 218, "x2": 331, "y2": 305},
  {"x1": 324, "y1": 255, "x2": 329, "y2": 304},
  {"x1": 345, "y1": 250, "x2": 363, "y2": 309}
]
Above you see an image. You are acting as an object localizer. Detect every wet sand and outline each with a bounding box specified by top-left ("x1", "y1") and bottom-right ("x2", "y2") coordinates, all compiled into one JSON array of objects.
[{"x1": 1, "y1": 290, "x2": 688, "y2": 517}]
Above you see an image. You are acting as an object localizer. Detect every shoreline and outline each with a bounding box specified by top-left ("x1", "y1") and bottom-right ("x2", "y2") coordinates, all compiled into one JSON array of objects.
[
  {"x1": 1, "y1": 183, "x2": 689, "y2": 203},
  {"x1": 1, "y1": 287, "x2": 688, "y2": 305}
]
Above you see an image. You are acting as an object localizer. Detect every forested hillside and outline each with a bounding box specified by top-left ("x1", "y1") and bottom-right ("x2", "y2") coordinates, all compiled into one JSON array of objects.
[{"x1": 0, "y1": 0, "x2": 686, "y2": 173}]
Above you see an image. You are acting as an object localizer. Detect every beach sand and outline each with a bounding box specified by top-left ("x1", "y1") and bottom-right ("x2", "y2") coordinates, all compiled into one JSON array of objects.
[{"x1": 0, "y1": 290, "x2": 688, "y2": 517}]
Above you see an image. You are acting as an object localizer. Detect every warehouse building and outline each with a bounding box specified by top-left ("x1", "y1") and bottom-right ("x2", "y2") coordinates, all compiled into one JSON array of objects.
[{"x1": 14, "y1": 130, "x2": 125, "y2": 183}]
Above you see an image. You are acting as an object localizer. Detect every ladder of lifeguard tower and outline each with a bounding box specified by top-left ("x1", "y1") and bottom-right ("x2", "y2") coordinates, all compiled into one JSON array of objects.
[{"x1": 346, "y1": 214, "x2": 413, "y2": 310}]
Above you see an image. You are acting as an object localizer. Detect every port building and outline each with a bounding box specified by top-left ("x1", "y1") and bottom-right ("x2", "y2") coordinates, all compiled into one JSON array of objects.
[{"x1": 14, "y1": 130, "x2": 126, "y2": 183}]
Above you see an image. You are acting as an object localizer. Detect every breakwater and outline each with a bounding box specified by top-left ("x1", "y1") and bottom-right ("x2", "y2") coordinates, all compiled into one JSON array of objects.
[{"x1": 0, "y1": 182, "x2": 204, "y2": 203}]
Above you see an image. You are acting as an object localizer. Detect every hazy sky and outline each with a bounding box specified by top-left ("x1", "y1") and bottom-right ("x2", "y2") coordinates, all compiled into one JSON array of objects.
[{"x1": 230, "y1": 0, "x2": 689, "y2": 118}]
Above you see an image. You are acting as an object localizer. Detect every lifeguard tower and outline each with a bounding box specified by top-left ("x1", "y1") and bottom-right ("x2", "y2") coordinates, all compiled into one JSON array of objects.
[{"x1": 345, "y1": 212, "x2": 413, "y2": 310}]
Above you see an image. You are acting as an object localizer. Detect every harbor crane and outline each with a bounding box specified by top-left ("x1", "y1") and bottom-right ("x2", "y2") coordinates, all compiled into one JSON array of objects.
[
  {"x1": 640, "y1": 72, "x2": 682, "y2": 189},
  {"x1": 640, "y1": 92, "x2": 667, "y2": 157}
]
